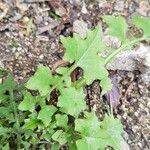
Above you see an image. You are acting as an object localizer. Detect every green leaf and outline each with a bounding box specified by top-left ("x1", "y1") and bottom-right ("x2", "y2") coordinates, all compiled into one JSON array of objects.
[
  {"x1": 23, "y1": 118, "x2": 39, "y2": 130},
  {"x1": 56, "y1": 67, "x2": 69, "y2": 75},
  {"x1": 75, "y1": 112, "x2": 101, "y2": 137},
  {"x1": 23, "y1": 112, "x2": 39, "y2": 130},
  {"x1": 61, "y1": 26, "x2": 110, "y2": 94},
  {"x1": 0, "y1": 74, "x2": 16, "y2": 91},
  {"x1": 52, "y1": 130, "x2": 68, "y2": 145},
  {"x1": 1, "y1": 144, "x2": 10, "y2": 150},
  {"x1": 75, "y1": 112, "x2": 102, "y2": 150},
  {"x1": 0, "y1": 95, "x2": 9, "y2": 103},
  {"x1": 75, "y1": 112, "x2": 123, "y2": 150},
  {"x1": 2, "y1": 144, "x2": 9, "y2": 150},
  {"x1": 18, "y1": 92, "x2": 36, "y2": 112},
  {"x1": 132, "y1": 16, "x2": 150, "y2": 37},
  {"x1": 55, "y1": 114, "x2": 68, "y2": 129},
  {"x1": 0, "y1": 127, "x2": 9, "y2": 136},
  {"x1": 103, "y1": 16, "x2": 128, "y2": 42},
  {"x1": 21, "y1": 141, "x2": 30, "y2": 149},
  {"x1": 0, "y1": 106, "x2": 14, "y2": 120},
  {"x1": 26, "y1": 65, "x2": 59, "y2": 96},
  {"x1": 68, "y1": 141, "x2": 77, "y2": 150},
  {"x1": 76, "y1": 137, "x2": 100, "y2": 150},
  {"x1": 51, "y1": 143, "x2": 60, "y2": 150},
  {"x1": 58, "y1": 87, "x2": 86, "y2": 117},
  {"x1": 99, "y1": 114, "x2": 123, "y2": 150},
  {"x1": 38, "y1": 106, "x2": 57, "y2": 127}
]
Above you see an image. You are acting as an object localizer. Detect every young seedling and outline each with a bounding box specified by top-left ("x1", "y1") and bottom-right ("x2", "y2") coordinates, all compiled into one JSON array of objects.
[{"x1": 0, "y1": 15, "x2": 150, "y2": 149}]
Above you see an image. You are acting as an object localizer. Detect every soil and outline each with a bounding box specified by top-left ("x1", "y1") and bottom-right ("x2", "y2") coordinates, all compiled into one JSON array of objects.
[{"x1": 0, "y1": 0, "x2": 150, "y2": 150}]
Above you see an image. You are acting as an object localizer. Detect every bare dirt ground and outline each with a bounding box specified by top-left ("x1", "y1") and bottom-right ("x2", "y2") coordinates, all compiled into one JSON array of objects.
[{"x1": 0, "y1": 0, "x2": 150, "y2": 149}]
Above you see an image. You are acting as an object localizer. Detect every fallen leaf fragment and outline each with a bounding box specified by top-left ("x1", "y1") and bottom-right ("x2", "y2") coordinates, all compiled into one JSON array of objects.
[{"x1": 105, "y1": 73, "x2": 121, "y2": 109}]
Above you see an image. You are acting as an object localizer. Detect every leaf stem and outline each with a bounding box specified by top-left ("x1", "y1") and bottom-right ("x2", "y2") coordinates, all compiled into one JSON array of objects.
[{"x1": 104, "y1": 37, "x2": 146, "y2": 66}]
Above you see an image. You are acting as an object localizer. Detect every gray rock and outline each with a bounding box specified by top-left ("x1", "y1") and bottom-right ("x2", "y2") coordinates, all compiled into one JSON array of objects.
[
  {"x1": 73, "y1": 20, "x2": 88, "y2": 39},
  {"x1": 114, "y1": 0, "x2": 124, "y2": 12}
]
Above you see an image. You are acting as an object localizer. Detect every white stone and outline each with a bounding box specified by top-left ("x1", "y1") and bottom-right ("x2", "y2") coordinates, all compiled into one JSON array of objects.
[
  {"x1": 73, "y1": 20, "x2": 88, "y2": 39},
  {"x1": 114, "y1": 0, "x2": 124, "y2": 11}
]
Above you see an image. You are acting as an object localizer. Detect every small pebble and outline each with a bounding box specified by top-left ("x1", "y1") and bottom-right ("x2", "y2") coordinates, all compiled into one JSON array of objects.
[
  {"x1": 81, "y1": 2, "x2": 88, "y2": 14},
  {"x1": 22, "y1": 16, "x2": 30, "y2": 23},
  {"x1": 114, "y1": 0, "x2": 124, "y2": 11},
  {"x1": 73, "y1": 20, "x2": 88, "y2": 39},
  {"x1": 137, "y1": 142, "x2": 143, "y2": 148},
  {"x1": 39, "y1": 54, "x2": 44, "y2": 59},
  {"x1": 17, "y1": 47, "x2": 22, "y2": 51},
  {"x1": 12, "y1": 47, "x2": 17, "y2": 53},
  {"x1": 147, "y1": 101, "x2": 150, "y2": 108},
  {"x1": 134, "y1": 112, "x2": 139, "y2": 117}
]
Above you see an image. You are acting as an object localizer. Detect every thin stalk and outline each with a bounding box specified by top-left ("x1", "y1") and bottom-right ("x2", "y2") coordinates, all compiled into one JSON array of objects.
[
  {"x1": 104, "y1": 37, "x2": 145, "y2": 66},
  {"x1": 9, "y1": 89, "x2": 21, "y2": 149}
]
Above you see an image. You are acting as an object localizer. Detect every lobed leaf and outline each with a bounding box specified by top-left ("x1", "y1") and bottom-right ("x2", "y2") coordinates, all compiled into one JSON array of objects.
[
  {"x1": 0, "y1": 126, "x2": 9, "y2": 136},
  {"x1": 99, "y1": 114, "x2": 123, "y2": 150},
  {"x1": 55, "y1": 114, "x2": 68, "y2": 129},
  {"x1": 75, "y1": 112, "x2": 123, "y2": 150},
  {"x1": 58, "y1": 87, "x2": 86, "y2": 117},
  {"x1": 75, "y1": 112, "x2": 103, "y2": 150},
  {"x1": 23, "y1": 118, "x2": 39, "y2": 130},
  {"x1": 61, "y1": 26, "x2": 111, "y2": 94},
  {"x1": 75, "y1": 112, "x2": 101, "y2": 137},
  {"x1": 38, "y1": 105, "x2": 57, "y2": 127},
  {"x1": 103, "y1": 16, "x2": 128, "y2": 43},
  {"x1": 18, "y1": 92, "x2": 36, "y2": 112},
  {"x1": 52, "y1": 130, "x2": 68, "y2": 145},
  {"x1": 26, "y1": 65, "x2": 60, "y2": 96}
]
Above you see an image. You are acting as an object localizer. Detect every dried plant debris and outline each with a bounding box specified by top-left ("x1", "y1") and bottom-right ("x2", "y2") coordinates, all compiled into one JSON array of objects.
[{"x1": 105, "y1": 73, "x2": 121, "y2": 109}]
